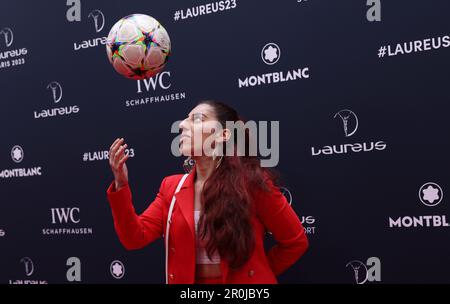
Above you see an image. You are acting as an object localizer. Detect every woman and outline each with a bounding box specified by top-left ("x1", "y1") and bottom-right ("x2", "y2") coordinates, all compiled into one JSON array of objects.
[{"x1": 106, "y1": 100, "x2": 309, "y2": 284}]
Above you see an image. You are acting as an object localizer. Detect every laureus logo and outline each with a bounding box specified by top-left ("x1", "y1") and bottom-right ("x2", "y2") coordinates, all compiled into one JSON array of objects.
[
  {"x1": 88, "y1": 9, "x2": 105, "y2": 33},
  {"x1": 8, "y1": 257, "x2": 48, "y2": 284},
  {"x1": 334, "y1": 109, "x2": 358, "y2": 137},
  {"x1": 66, "y1": 2, "x2": 107, "y2": 51},
  {"x1": 0, "y1": 26, "x2": 28, "y2": 68},
  {"x1": 311, "y1": 109, "x2": 386, "y2": 156},
  {"x1": 34, "y1": 81, "x2": 79, "y2": 119},
  {"x1": 46, "y1": 81, "x2": 63, "y2": 103},
  {"x1": 346, "y1": 257, "x2": 381, "y2": 284},
  {"x1": 20, "y1": 257, "x2": 34, "y2": 277},
  {"x1": 280, "y1": 187, "x2": 292, "y2": 205},
  {"x1": 0, "y1": 27, "x2": 13, "y2": 47}
]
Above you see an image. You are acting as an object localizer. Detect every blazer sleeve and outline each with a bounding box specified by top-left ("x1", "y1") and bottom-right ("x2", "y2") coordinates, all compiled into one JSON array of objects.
[
  {"x1": 106, "y1": 177, "x2": 168, "y2": 250},
  {"x1": 254, "y1": 177, "x2": 309, "y2": 276}
]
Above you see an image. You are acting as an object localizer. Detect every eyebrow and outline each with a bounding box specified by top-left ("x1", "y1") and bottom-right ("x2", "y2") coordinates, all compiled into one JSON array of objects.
[{"x1": 188, "y1": 112, "x2": 208, "y2": 118}]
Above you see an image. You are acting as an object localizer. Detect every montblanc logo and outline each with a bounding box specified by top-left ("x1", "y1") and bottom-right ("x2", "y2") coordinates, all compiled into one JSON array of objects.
[
  {"x1": 419, "y1": 182, "x2": 443, "y2": 207},
  {"x1": 87, "y1": 9, "x2": 105, "y2": 33},
  {"x1": 238, "y1": 42, "x2": 310, "y2": 88},
  {"x1": 11, "y1": 145, "x2": 24, "y2": 163},
  {"x1": 0, "y1": 146, "x2": 43, "y2": 179},
  {"x1": 311, "y1": 110, "x2": 387, "y2": 156},
  {"x1": 0, "y1": 27, "x2": 13, "y2": 47},
  {"x1": 66, "y1": 1, "x2": 107, "y2": 51},
  {"x1": 261, "y1": 43, "x2": 281, "y2": 65},
  {"x1": 42, "y1": 207, "x2": 93, "y2": 236},
  {"x1": 110, "y1": 260, "x2": 125, "y2": 279},
  {"x1": 389, "y1": 182, "x2": 448, "y2": 229},
  {"x1": 125, "y1": 71, "x2": 187, "y2": 108},
  {"x1": 0, "y1": 27, "x2": 29, "y2": 69},
  {"x1": 346, "y1": 257, "x2": 381, "y2": 284},
  {"x1": 33, "y1": 81, "x2": 80, "y2": 119}
]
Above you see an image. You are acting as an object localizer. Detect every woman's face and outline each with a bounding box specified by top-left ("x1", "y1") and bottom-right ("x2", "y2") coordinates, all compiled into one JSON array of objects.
[{"x1": 178, "y1": 103, "x2": 223, "y2": 157}]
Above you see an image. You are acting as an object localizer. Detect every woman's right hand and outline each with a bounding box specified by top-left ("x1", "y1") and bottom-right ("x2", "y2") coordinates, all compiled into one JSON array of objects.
[{"x1": 109, "y1": 138, "x2": 129, "y2": 190}]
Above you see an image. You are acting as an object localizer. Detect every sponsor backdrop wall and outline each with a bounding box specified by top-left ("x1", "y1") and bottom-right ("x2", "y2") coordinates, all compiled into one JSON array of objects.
[{"x1": 0, "y1": 0, "x2": 449, "y2": 284}]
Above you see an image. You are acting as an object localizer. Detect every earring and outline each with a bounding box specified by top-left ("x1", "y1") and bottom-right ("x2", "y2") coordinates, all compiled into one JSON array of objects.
[
  {"x1": 215, "y1": 155, "x2": 223, "y2": 169},
  {"x1": 183, "y1": 157, "x2": 195, "y2": 173},
  {"x1": 212, "y1": 147, "x2": 223, "y2": 169}
]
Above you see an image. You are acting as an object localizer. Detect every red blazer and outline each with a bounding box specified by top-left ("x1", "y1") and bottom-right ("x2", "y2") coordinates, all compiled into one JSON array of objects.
[{"x1": 106, "y1": 167, "x2": 309, "y2": 284}]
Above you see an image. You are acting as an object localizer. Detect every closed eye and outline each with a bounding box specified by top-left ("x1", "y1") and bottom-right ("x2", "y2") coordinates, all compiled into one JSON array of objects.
[{"x1": 190, "y1": 113, "x2": 207, "y2": 122}]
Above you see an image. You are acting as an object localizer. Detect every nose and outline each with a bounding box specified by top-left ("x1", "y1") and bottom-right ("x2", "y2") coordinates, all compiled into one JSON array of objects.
[{"x1": 179, "y1": 117, "x2": 189, "y2": 132}]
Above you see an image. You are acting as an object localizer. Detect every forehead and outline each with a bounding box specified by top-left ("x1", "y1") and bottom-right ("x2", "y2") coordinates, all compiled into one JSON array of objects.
[{"x1": 188, "y1": 103, "x2": 215, "y2": 117}]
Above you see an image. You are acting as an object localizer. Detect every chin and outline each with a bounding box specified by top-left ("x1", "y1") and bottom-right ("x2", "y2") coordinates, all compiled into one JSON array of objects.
[{"x1": 179, "y1": 144, "x2": 192, "y2": 157}]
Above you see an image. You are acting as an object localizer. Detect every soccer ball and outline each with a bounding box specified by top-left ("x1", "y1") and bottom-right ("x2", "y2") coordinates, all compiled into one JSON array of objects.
[{"x1": 106, "y1": 14, "x2": 171, "y2": 80}]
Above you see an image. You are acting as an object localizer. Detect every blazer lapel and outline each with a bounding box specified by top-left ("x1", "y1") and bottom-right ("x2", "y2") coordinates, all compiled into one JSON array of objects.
[
  {"x1": 173, "y1": 164, "x2": 230, "y2": 283},
  {"x1": 174, "y1": 166, "x2": 196, "y2": 242}
]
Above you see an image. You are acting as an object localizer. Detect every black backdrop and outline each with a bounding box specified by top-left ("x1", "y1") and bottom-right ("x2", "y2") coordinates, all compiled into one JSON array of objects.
[{"x1": 0, "y1": 0, "x2": 449, "y2": 284}]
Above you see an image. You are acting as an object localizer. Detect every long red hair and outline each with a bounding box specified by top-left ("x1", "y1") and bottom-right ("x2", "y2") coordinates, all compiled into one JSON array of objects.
[{"x1": 196, "y1": 100, "x2": 278, "y2": 270}]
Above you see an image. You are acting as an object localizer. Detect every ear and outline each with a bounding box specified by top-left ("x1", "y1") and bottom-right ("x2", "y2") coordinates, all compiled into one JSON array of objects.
[{"x1": 216, "y1": 128, "x2": 232, "y2": 143}]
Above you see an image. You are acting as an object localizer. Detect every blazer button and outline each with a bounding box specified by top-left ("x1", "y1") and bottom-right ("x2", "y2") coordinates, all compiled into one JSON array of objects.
[
  {"x1": 248, "y1": 270, "x2": 255, "y2": 277},
  {"x1": 171, "y1": 247, "x2": 175, "y2": 253},
  {"x1": 169, "y1": 273, "x2": 175, "y2": 280}
]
